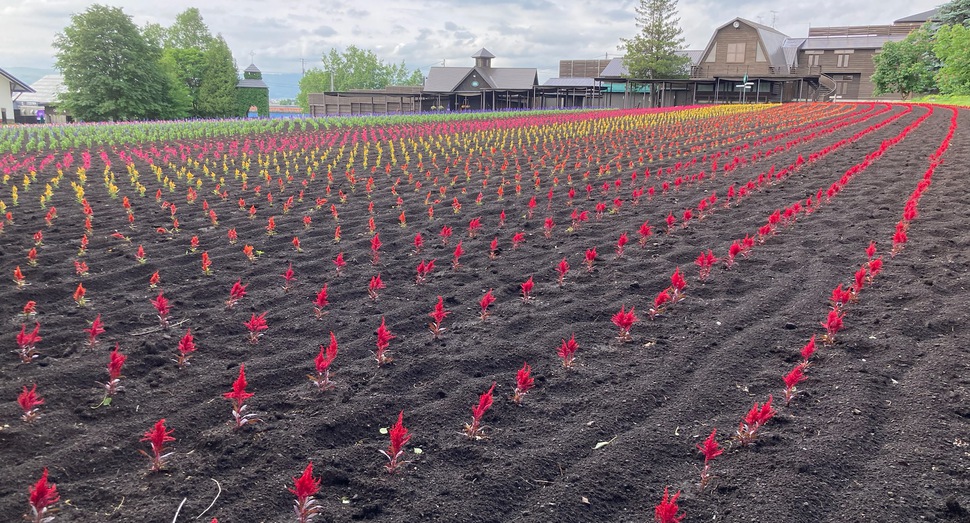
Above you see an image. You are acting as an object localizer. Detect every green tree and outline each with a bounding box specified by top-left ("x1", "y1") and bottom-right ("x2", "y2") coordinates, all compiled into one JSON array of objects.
[
  {"x1": 619, "y1": 0, "x2": 691, "y2": 79},
  {"x1": 196, "y1": 35, "x2": 239, "y2": 118},
  {"x1": 158, "y1": 50, "x2": 194, "y2": 118},
  {"x1": 160, "y1": 47, "x2": 205, "y2": 115},
  {"x1": 296, "y1": 46, "x2": 424, "y2": 112},
  {"x1": 939, "y1": 0, "x2": 970, "y2": 26},
  {"x1": 54, "y1": 4, "x2": 176, "y2": 121},
  {"x1": 165, "y1": 8, "x2": 213, "y2": 51},
  {"x1": 296, "y1": 69, "x2": 331, "y2": 112},
  {"x1": 872, "y1": 25, "x2": 937, "y2": 98},
  {"x1": 934, "y1": 23, "x2": 970, "y2": 94}
]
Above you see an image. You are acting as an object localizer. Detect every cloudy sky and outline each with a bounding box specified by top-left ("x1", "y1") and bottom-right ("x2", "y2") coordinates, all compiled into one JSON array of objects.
[{"x1": 1, "y1": 0, "x2": 943, "y2": 82}]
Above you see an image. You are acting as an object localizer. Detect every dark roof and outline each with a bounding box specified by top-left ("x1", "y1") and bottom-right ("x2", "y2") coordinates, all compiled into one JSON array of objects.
[
  {"x1": 894, "y1": 8, "x2": 940, "y2": 24},
  {"x1": 800, "y1": 34, "x2": 906, "y2": 50},
  {"x1": 237, "y1": 78, "x2": 268, "y2": 89},
  {"x1": 423, "y1": 65, "x2": 537, "y2": 92},
  {"x1": 471, "y1": 48, "x2": 495, "y2": 59},
  {"x1": 0, "y1": 67, "x2": 35, "y2": 93},
  {"x1": 244, "y1": 63, "x2": 262, "y2": 74}
]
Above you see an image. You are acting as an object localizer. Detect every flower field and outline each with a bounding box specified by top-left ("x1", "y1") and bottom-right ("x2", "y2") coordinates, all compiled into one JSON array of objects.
[{"x1": 1, "y1": 103, "x2": 968, "y2": 522}]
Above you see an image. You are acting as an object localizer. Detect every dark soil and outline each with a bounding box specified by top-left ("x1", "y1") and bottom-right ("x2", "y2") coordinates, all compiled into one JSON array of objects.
[{"x1": 1, "y1": 103, "x2": 968, "y2": 523}]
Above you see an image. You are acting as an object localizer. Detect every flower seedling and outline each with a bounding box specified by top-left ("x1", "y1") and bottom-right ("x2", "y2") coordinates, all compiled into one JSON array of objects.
[
  {"x1": 73, "y1": 282, "x2": 87, "y2": 307},
  {"x1": 783, "y1": 365, "x2": 807, "y2": 406},
  {"x1": 429, "y1": 296, "x2": 449, "y2": 339},
  {"x1": 654, "y1": 487, "x2": 685, "y2": 523},
  {"x1": 638, "y1": 221, "x2": 653, "y2": 248},
  {"x1": 479, "y1": 289, "x2": 496, "y2": 321},
  {"x1": 85, "y1": 314, "x2": 106, "y2": 348},
  {"x1": 867, "y1": 257, "x2": 883, "y2": 283},
  {"x1": 292, "y1": 236, "x2": 303, "y2": 252},
  {"x1": 370, "y1": 233, "x2": 382, "y2": 265},
  {"x1": 313, "y1": 284, "x2": 329, "y2": 318},
  {"x1": 615, "y1": 232, "x2": 629, "y2": 258},
  {"x1": 201, "y1": 251, "x2": 212, "y2": 275},
  {"x1": 440, "y1": 225, "x2": 453, "y2": 245},
  {"x1": 175, "y1": 330, "x2": 197, "y2": 368},
  {"x1": 333, "y1": 252, "x2": 346, "y2": 275},
  {"x1": 26, "y1": 468, "x2": 59, "y2": 523},
  {"x1": 543, "y1": 217, "x2": 554, "y2": 238},
  {"x1": 521, "y1": 276, "x2": 535, "y2": 302},
  {"x1": 669, "y1": 267, "x2": 687, "y2": 302},
  {"x1": 18, "y1": 384, "x2": 44, "y2": 424},
  {"x1": 736, "y1": 394, "x2": 775, "y2": 446},
  {"x1": 511, "y1": 232, "x2": 525, "y2": 249},
  {"x1": 139, "y1": 419, "x2": 175, "y2": 472},
  {"x1": 374, "y1": 317, "x2": 395, "y2": 366},
  {"x1": 149, "y1": 270, "x2": 160, "y2": 289},
  {"x1": 584, "y1": 247, "x2": 597, "y2": 273},
  {"x1": 243, "y1": 244, "x2": 257, "y2": 262},
  {"x1": 413, "y1": 233, "x2": 424, "y2": 253},
  {"x1": 135, "y1": 245, "x2": 147, "y2": 264},
  {"x1": 281, "y1": 263, "x2": 296, "y2": 292},
  {"x1": 22, "y1": 300, "x2": 37, "y2": 319},
  {"x1": 556, "y1": 258, "x2": 569, "y2": 287},
  {"x1": 308, "y1": 332, "x2": 338, "y2": 391},
  {"x1": 16, "y1": 323, "x2": 42, "y2": 363},
  {"x1": 244, "y1": 312, "x2": 269, "y2": 344},
  {"x1": 416, "y1": 259, "x2": 435, "y2": 284},
  {"x1": 820, "y1": 309, "x2": 844, "y2": 345},
  {"x1": 225, "y1": 280, "x2": 247, "y2": 309},
  {"x1": 696, "y1": 429, "x2": 722, "y2": 490},
  {"x1": 649, "y1": 289, "x2": 671, "y2": 320},
  {"x1": 95, "y1": 344, "x2": 127, "y2": 406},
  {"x1": 489, "y1": 237, "x2": 499, "y2": 259},
  {"x1": 557, "y1": 334, "x2": 579, "y2": 369},
  {"x1": 151, "y1": 292, "x2": 170, "y2": 328},
  {"x1": 612, "y1": 305, "x2": 638, "y2": 343},
  {"x1": 224, "y1": 364, "x2": 259, "y2": 430},
  {"x1": 463, "y1": 382, "x2": 496, "y2": 439},
  {"x1": 288, "y1": 462, "x2": 322, "y2": 523},
  {"x1": 695, "y1": 250, "x2": 718, "y2": 281},
  {"x1": 511, "y1": 362, "x2": 534, "y2": 404},
  {"x1": 799, "y1": 335, "x2": 817, "y2": 367},
  {"x1": 380, "y1": 411, "x2": 412, "y2": 474},
  {"x1": 368, "y1": 274, "x2": 385, "y2": 301}
]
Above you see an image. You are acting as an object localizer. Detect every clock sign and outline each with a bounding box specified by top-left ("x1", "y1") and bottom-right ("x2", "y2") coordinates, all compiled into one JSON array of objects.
[{"x1": 471, "y1": 80, "x2": 480, "y2": 87}]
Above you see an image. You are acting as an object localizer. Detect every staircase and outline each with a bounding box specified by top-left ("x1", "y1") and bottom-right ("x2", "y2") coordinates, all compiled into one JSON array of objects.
[{"x1": 816, "y1": 73, "x2": 837, "y2": 102}]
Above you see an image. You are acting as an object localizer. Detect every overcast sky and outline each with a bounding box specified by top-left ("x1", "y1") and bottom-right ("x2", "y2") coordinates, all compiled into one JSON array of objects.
[{"x1": 1, "y1": 0, "x2": 943, "y2": 82}]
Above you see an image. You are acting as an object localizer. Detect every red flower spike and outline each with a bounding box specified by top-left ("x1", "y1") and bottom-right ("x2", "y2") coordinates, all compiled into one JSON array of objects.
[
  {"x1": 86, "y1": 314, "x2": 106, "y2": 347},
  {"x1": 479, "y1": 289, "x2": 496, "y2": 321},
  {"x1": 381, "y1": 411, "x2": 412, "y2": 473},
  {"x1": 512, "y1": 361, "x2": 534, "y2": 404},
  {"x1": 452, "y1": 240, "x2": 465, "y2": 269},
  {"x1": 429, "y1": 296, "x2": 450, "y2": 339},
  {"x1": 654, "y1": 487, "x2": 685, "y2": 523},
  {"x1": 244, "y1": 312, "x2": 269, "y2": 344},
  {"x1": 783, "y1": 365, "x2": 807, "y2": 405},
  {"x1": 73, "y1": 282, "x2": 87, "y2": 307},
  {"x1": 27, "y1": 468, "x2": 60, "y2": 523},
  {"x1": 867, "y1": 257, "x2": 883, "y2": 282},
  {"x1": 281, "y1": 263, "x2": 296, "y2": 291},
  {"x1": 223, "y1": 364, "x2": 259, "y2": 429},
  {"x1": 370, "y1": 233, "x2": 382, "y2": 264},
  {"x1": 520, "y1": 276, "x2": 535, "y2": 301},
  {"x1": 737, "y1": 395, "x2": 776, "y2": 446},
  {"x1": 638, "y1": 222, "x2": 654, "y2": 246},
  {"x1": 18, "y1": 384, "x2": 44, "y2": 424},
  {"x1": 151, "y1": 292, "x2": 170, "y2": 328},
  {"x1": 557, "y1": 334, "x2": 579, "y2": 368},
  {"x1": 374, "y1": 317, "x2": 395, "y2": 366},
  {"x1": 413, "y1": 233, "x2": 424, "y2": 253},
  {"x1": 333, "y1": 252, "x2": 346, "y2": 274},
  {"x1": 464, "y1": 382, "x2": 496, "y2": 439},
  {"x1": 309, "y1": 332, "x2": 338, "y2": 391},
  {"x1": 820, "y1": 309, "x2": 844, "y2": 345},
  {"x1": 611, "y1": 305, "x2": 638, "y2": 342},
  {"x1": 313, "y1": 284, "x2": 329, "y2": 318},
  {"x1": 866, "y1": 241, "x2": 877, "y2": 260},
  {"x1": 584, "y1": 247, "x2": 597, "y2": 273},
  {"x1": 556, "y1": 258, "x2": 569, "y2": 287},
  {"x1": 368, "y1": 274, "x2": 385, "y2": 301},
  {"x1": 176, "y1": 330, "x2": 197, "y2": 368},
  {"x1": 226, "y1": 280, "x2": 247, "y2": 309},
  {"x1": 800, "y1": 335, "x2": 817, "y2": 364},
  {"x1": 16, "y1": 323, "x2": 42, "y2": 363},
  {"x1": 511, "y1": 231, "x2": 525, "y2": 249},
  {"x1": 139, "y1": 419, "x2": 175, "y2": 472},
  {"x1": 696, "y1": 428, "x2": 722, "y2": 489},
  {"x1": 289, "y1": 462, "x2": 322, "y2": 523}
]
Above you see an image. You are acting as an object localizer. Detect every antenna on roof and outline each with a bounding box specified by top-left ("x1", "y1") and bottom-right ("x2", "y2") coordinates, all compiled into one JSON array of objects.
[{"x1": 770, "y1": 10, "x2": 778, "y2": 27}]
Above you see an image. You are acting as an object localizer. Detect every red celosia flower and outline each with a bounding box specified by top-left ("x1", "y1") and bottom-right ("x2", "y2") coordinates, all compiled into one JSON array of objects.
[
  {"x1": 830, "y1": 284, "x2": 852, "y2": 311},
  {"x1": 479, "y1": 289, "x2": 496, "y2": 321},
  {"x1": 151, "y1": 292, "x2": 170, "y2": 327},
  {"x1": 333, "y1": 252, "x2": 346, "y2": 274},
  {"x1": 800, "y1": 335, "x2": 817, "y2": 364},
  {"x1": 669, "y1": 267, "x2": 687, "y2": 300},
  {"x1": 224, "y1": 364, "x2": 258, "y2": 429},
  {"x1": 86, "y1": 314, "x2": 106, "y2": 347},
  {"x1": 140, "y1": 418, "x2": 175, "y2": 472},
  {"x1": 511, "y1": 231, "x2": 525, "y2": 249},
  {"x1": 244, "y1": 312, "x2": 269, "y2": 343},
  {"x1": 521, "y1": 276, "x2": 535, "y2": 301},
  {"x1": 611, "y1": 305, "x2": 638, "y2": 342},
  {"x1": 654, "y1": 487, "x2": 685, "y2": 523},
  {"x1": 16, "y1": 323, "x2": 43, "y2": 363},
  {"x1": 381, "y1": 411, "x2": 412, "y2": 473},
  {"x1": 200, "y1": 251, "x2": 212, "y2": 275},
  {"x1": 73, "y1": 282, "x2": 87, "y2": 307},
  {"x1": 309, "y1": 332, "x2": 338, "y2": 391},
  {"x1": 288, "y1": 462, "x2": 322, "y2": 523},
  {"x1": 226, "y1": 280, "x2": 247, "y2": 309},
  {"x1": 27, "y1": 468, "x2": 59, "y2": 523},
  {"x1": 584, "y1": 247, "x2": 597, "y2": 273},
  {"x1": 638, "y1": 221, "x2": 653, "y2": 247},
  {"x1": 555, "y1": 258, "x2": 570, "y2": 287},
  {"x1": 737, "y1": 394, "x2": 775, "y2": 446},
  {"x1": 512, "y1": 361, "x2": 534, "y2": 404},
  {"x1": 464, "y1": 382, "x2": 496, "y2": 439},
  {"x1": 783, "y1": 365, "x2": 807, "y2": 405},
  {"x1": 867, "y1": 257, "x2": 883, "y2": 282},
  {"x1": 543, "y1": 217, "x2": 555, "y2": 238},
  {"x1": 368, "y1": 274, "x2": 385, "y2": 301},
  {"x1": 866, "y1": 240, "x2": 877, "y2": 260},
  {"x1": 149, "y1": 270, "x2": 161, "y2": 289},
  {"x1": 452, "y1": 240, "x2": 465, "y2": 269},
  {"x1": 176, "y1": 329, "x2": 196, "y2": 368},
  {"x1": 371, "y1": 233, "x2": 382, "y2": 264},
  {"x1": 557, "y1": 334, "x2": 579, "y2": 368},
  {"x1": 820, "y1": 309, "x2": 844, "y2": 344},
  {"x1": 615, "y1": 232, "x2": 629, "y2": 257},
  {"x1": 374, "y1": 317, "x2": 395, "y2": 366},
  {"x1": 696, "y1": 428, "x2": 722, "y2": 488},
  {"x1": 429, "y1": 296, "x2": 449, "y2": 339},
  {"x1": 313, "y1": 284, "x2": 329, "y2": 318},
  {"x1": 18, "y1": 384, "x2": 44, "y2": 424},
  {"x1": 281, "y1": 263, "x2": 296, "y2": 291}
]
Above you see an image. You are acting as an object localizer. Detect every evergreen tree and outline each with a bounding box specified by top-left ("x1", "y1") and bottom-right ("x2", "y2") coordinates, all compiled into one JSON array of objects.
[
  {"x1": 165, "y1": 7, "x2": 213, "y2": 51},
  {"x1": 54, "y1": 4, "x2": 176, "y2": 121},
  {"x1": 619, "y1": 0, "x2": 691, "y2": 79},
  {"x1": 939, "y1": 0, "x2": 970, "y2": 26},
  {"x1": 197, "y1": 35, "x2": 239, "y2": 118}
]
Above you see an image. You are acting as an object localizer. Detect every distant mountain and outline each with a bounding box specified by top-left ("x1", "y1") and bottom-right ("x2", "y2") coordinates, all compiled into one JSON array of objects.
[{"x1": 4, "y1": 66, "x2": 303, "y2": 103}]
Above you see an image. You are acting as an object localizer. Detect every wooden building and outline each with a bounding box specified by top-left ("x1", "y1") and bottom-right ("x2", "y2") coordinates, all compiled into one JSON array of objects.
[{"x1": 0, "y1": 66, "x2": 33, "y2": 124}]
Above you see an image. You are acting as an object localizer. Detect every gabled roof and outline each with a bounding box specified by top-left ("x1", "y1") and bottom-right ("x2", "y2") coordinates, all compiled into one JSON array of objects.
[
  {"x1": 599, "y1": 58, "x2": 627, "y2": 78},
  {"x1": 0, "y1": 67, "x2": 34, "y2": 93},
  {"x1": 424, "y1": 66, "x2": 537, "y2": 93},
  {"x1": 894, "y1": 8, "x2": 939, "y2": 24},
  {"x1": 698, "y1": 18, "x2": 790, "y2": 68},
  {"x1": 15, "y1": 75, "x2": 63, "y2": 105}
]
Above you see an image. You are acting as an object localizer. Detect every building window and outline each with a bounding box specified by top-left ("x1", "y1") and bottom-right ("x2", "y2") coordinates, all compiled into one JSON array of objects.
[
  {"x1": 837, "y1": 54, "x2": 849, "y2": 67},
  {"x1": 806, "y1": 53, "x2": 820, "y2": 67},
  {"x1": 726, "y1": 43, "x2": 746, "y2": 63}
]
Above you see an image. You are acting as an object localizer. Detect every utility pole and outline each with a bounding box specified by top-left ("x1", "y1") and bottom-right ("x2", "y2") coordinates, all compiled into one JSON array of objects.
[{"x1": 329, "y1": 69, "x2": 334, "y2": 92}]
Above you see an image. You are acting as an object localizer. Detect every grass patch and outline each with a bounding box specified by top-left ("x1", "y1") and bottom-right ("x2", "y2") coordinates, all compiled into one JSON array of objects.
[{"x1": 911, "y1": 94, "x2": 970, "y2": 106}]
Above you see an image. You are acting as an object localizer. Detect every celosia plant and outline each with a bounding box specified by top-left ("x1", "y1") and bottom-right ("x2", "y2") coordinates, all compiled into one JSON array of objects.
[
  {"x1": 479, "y1": 289, "x2": 496, "y2": 321},
  {"x1": 244, "y1": 312, "x2": 269, "y2": 344},
  {"x1": 557, "y1": 334, "x2": 579, "y2": 369},
  {"x1": 783, "y1": 365, "x2": 807, "y2": 405},
  {"x1": 654, "y1": 487, "x2": 685, "y2": 523},
  {"x1": 374, "y1": 317, "x2": 395, "y2": 365},
  {"x1": 736, "y1": 394, "x2": 775, "y2": 446},
  {"x1": 139, "y1": 419, "x2": 175, "y2": 472},
  {"x1": 288, "y1": 462, "x2": 322, "y2": 523},
  {"x1": 176, "y1": 329, "x2": 197, "y2": 368},
  {"x1": 26, "y1": 468, "x2": 59, "y2": 523},
  {"x1": 611, "y1": 305, "x2": 638, "y2": 342},
  {"x1": 225, "y1": 280, "x2": 247, "y2": 309},
  {"x1": 151, "y1": 292, "x2": 170, "y2": 328},
  {"x1": 85, "y1": 314, "x2": 106, "y2": 348},
  {"x1": 16, "y1": 323, "x2": 42, "y2": 363},
  {"x1": 511, "y1": 362, "x2": 534, "y2": 404},
  {"x1": 308, "y1": 332, "x2": 338, "y2": 391},
  {"x1": 463, "y1": 382, "x2": 496, "y2": 439},
  {"x1": 379, "y1": 411, "x2": 412, "y2": 473},
  {"x1": 18, "y1": 384, "x2": 44, "y2": 424},
  {"x1": 313, "y1": 284, "x2": 329, "y2": 318},
  {"x1": 429, "y1": 296, "x2": 449, "y2": 339},
  {"x1": 224, "y1": 364, "x2": 259, "y2": 430},
  {"x1": 368, "y1": 274, "x2": 385, "y2": 301},
  {"x1": 520, "y1": 276, "x2": 535, "y2": 301},
  {"x1": 696, "y1": 428, "x2": 722, "y2": 489}
]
